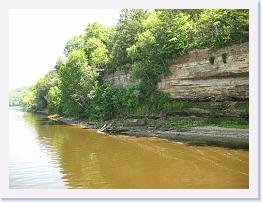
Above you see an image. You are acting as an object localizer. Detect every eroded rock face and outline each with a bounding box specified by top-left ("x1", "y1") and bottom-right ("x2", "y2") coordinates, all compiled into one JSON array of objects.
[
  {"x1": 104, "y1": 43, "x2": 249, "y2": 101},
  {"x1": 104, "y1": 70, "x2": 131, "y2": 87},
  {"x1": 158, "y1": 43, "x2": 249, "y2": 101}
]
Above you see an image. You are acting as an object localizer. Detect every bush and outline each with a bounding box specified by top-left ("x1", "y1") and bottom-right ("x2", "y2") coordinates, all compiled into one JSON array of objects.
[
  {"x1": 222, "y1": 53, "x2": 228, "y2": 63},
  {"x1": 151, "y1": 92, "x2": 174, "y2": 113},
  {"x1": 89, "y1": 84, "x2": 126, "y2": 120},
  {"x1": 209, "y1": 56, "x2": 215, "y2": 65}
]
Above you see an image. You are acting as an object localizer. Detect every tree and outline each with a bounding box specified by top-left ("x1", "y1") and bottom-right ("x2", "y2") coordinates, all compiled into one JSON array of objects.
[
  {"x1": 9, "y1": 87, "x2": 27, "y2": 106},
  {"x1": 22, "y1": 87, "x2": 37, "y2": 111},
  {"x1": 109, "y1": 9, "x2": 148, "y2": 70},
  {"x1": 84, "y1": 37, "x2": 109, "y2": 69},
  {"x1": 47, "y1": 85, "x2": 62, "y2": 114},
  {"x1": 64, "y1": 35, "x2": 85, "y2": 57},
  {"x1": 17, "y1": 9, "x2": 249, "y2": 119},
  {"x1": 54, "y1": 57, "x2": 66, "y2": 71},
  {"x1": 33, "y1": 70, "x2": 59, "y2": 110},
  {"x1": 193, "y1": 10, "x2": 249, "y2": 48},
  {"x1": 59, "y1": 50, "x2": 99, "y2": 116},
  {"x1": 84, "y1": 22, "x2": 109, "y2": 45}
]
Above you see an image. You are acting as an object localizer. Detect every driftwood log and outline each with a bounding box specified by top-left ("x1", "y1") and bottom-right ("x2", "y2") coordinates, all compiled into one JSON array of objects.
[
  {"x1": 97, "y1": 121, "x2": 117, "y2": 134},
  {"x1": 97, "y1": 121, "x2": 128, "y2": 135}
]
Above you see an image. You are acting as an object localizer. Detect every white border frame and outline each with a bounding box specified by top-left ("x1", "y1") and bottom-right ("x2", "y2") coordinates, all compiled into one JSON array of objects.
[{"x1": 0, "y1": 0, "x2": 259, "y2": 199}]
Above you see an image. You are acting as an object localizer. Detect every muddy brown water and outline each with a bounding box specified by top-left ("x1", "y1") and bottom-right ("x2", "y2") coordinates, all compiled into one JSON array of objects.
[{"x1": 9, "y1": 109, "x2": 248, "y2": 189}]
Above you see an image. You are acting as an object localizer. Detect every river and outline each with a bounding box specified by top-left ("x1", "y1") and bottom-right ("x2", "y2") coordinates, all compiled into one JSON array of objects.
[{"x1": 9, "y1": 108, "x2": 249, "y2": 189}]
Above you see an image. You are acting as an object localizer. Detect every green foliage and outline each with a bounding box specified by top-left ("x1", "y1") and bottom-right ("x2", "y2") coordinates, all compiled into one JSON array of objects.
[
  {"x1": 222, "y1": 53, "x2": 228, "y2": 63},
  {"x1": 123, "y1": 84, "x2": 141, "y2": 109},
  {"x1": 64, "y1": 35, "x2": 85, "y2": 57},
  {"x1": 47, "y1": 86, "x2": 62, "y2": 114},
  {"x1": 131, "y1": 60, "x2": 169, "y2": 88},
  {"x1": 213, "y1": 119, "x2": 248, "y2": 129},
  {"x1": 193, "y1": 10, "x2": 249, "y2": 49},
  {"x1": 209, "y1": 56, "x2": 215, "y2": 65},
  {"x1": 89, "y1": 84, "x2": 125, "y2": 120},
  {"x1": 172, "y1": 101, "x2": 193, "y2": 112},
  {"x1": 84, "y1": 37, "x2": 109, "y2": 68},
  {"x1": 33, "y1": 70, "x2": 59, "y2": 110},
  {"x1": 9, "y1": 87, "x2": 27, "y2": 106},
  {"x1": 22, "y1": 87, "x2": 37, "y2": 111},
  {"x1": 59, "y1": 49, "x2": 99, "y2": 116},
  {"x1": 235, "y1": 101, "x2": 249, "y2": 113},
  {"x1": 89, "y1": 83, "x2": 149, "y2": 120},
  {"x1": 84, "y1": 22, "x2": 109, "y2": 45},
  {"x1": 88, "y1": 83, "x2": 172, "y2": 120},
  {"x1": 150, "y1": 92, "x2": 173, "y2": 114},
  {"x1": 150, "y1": 117, "x2": 248, "y2": 129},
  {"x1": 108, "y1": 9, "x2": 148, "y2": 71},
  {"x1": 126, "y1": 10, "x2": 194, "y2": 95},
  {"x1": 15, "y1": 10, "x2": 249, "y2": 126},
  {"x1": 19, "y1": 70, "x2": 59, "y2": 111},
  {"x1": 54, "y1": 57, "x2": 66, "y2": 71},
  {"x1": 155, "y1": 10, "x2": 193, "y2": 57}
]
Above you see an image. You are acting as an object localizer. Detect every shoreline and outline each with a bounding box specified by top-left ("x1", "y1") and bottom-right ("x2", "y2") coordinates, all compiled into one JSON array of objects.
[
  {"x1": 52, "y1": 115, "x2": 249, "y2": 150},
  {"x1": 9, "y1": 107, "x2": 248, "y2": 150}
]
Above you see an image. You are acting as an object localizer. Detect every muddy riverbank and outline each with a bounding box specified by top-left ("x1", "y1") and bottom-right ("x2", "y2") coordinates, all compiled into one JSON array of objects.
[{"x1": 48, "y1": 115, "x2": 248, "y2": 149}]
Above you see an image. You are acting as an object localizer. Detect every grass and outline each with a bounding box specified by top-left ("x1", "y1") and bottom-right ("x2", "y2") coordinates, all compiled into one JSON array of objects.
[
  {"x1": 234, "y1": 101, "x2": 249, "y2": 112},
  {"x1": 214, "y1": 119, "x2": 248, "y2": 129},
  {"x1": 170, "y1": 100, "x2": 248, "y2": 117},
  {"x1": 115, "y1": 100, "x2": 249, "y2": 129},
  {"x1": 87, "y1": 100, "x2": 249, "y2": 129},
  {"x1": 117, "y1": 100, "x2": 249, "y2": 120},
  {"x1": 145, "y1": 117, "x2": 248, "y2": 129}
]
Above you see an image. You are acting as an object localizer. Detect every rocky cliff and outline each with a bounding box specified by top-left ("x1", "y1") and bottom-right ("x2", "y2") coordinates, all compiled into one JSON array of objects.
[
  {"x1": 104, "y1": 43, "x2": 249, "y2": 101},
  {"x1": 104, "y1": 70, "x2": 131, "y2": 87}
]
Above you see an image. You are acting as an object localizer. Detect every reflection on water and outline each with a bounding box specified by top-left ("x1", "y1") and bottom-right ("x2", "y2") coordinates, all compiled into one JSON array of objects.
[{"x1": 9, "y1": 109, "x2": 249, "y2": 189}]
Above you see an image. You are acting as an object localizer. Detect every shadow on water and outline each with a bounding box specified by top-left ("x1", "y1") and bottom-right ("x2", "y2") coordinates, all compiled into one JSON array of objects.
[
  {"x1": 186, "y1": 140, "x2": 249, "y2": 150},
  {"x1": 23, "y1": 112, "x2": 66, "y2": 126},
  {"x1": 164, "y1": 136, "x2": 249, "y2": 150}
]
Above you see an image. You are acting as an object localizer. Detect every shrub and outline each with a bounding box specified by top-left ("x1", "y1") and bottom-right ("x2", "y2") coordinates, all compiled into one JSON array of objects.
[
  {"x1": 151, "y1": 92, "x2": 174, "y2": 113},
  {"x1": 209, "y1": 56, "x2": 215, "y2": 65},
  {"x1": 222, "y1": 53, "x2": 228, "y2": 63},
  {"x1": 89, "y1": 84, "x2": 126, "y2": 120}
]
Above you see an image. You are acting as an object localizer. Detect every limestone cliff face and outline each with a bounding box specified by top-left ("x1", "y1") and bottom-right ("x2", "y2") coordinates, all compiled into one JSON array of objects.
[
  {"x1": 104, "y1": 43, "x2": 249, "y2": 101},
  {"x1": 104, "y1": 70, "x2": 131, "y2": 87},
  {"x1": 158, "y1": 43, "x2": 249, "y2": 100}
]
